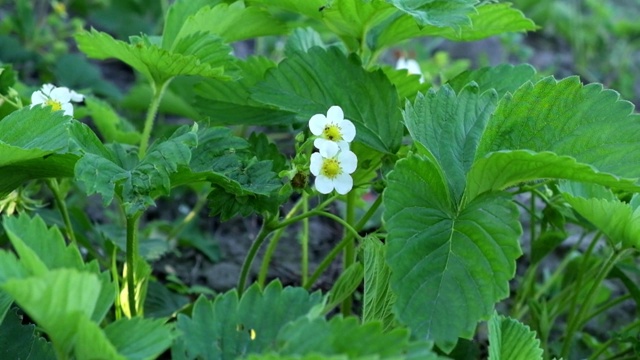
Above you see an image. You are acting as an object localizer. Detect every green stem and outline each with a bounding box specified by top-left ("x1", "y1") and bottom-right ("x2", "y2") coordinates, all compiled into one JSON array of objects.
[
  {"x1": 138, "y1": 80, "x2": 170, "y2": 160},
  {"x1": 238, "y1": 221, "x2": 273, "y2": 296},
  {"x1": 258, "y1": 199, "x2": 305, "y2": 288},
  {"x1": 111, "y1": 244, "x2": 122, "y2": 320},
  {"x1": 560, "y1": 247, "x2": 629, "y2": 358},
  {"x1": 125, "y1": 213, "x2": 141, "y2": 317},
  {"x1": 46, "y1": 178, "x2": 77, "y2": 245},
  {"x1": 301, "y1": 193, "x2": 310, "y2": 285},
  {"x1": 341, "y1": 191, "x2": 357, "y2": 316}
]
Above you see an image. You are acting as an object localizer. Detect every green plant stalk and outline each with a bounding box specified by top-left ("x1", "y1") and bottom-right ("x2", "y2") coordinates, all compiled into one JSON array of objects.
[
  {"x1": 138, "y1": 80, "x2": 170, "y2": 159},
  {"x1": 46, "y1": 178, "x2": 77, "y2": 245},
  {"x1": 258, "y1": 199, "x2": 305, "y2": 288},
  {"x1": 560, "y1": 247, "x2": 629, "y2": 358},
  {"x1": 341, "y1": 190, "x2": 357, "y2": 316},
  {"x1": 302, "y1": 193, "x2": 310, "y2": 284},
  {"x1": 125, "y1": 213, "x2": 141, "y2": 317},
  {"x1": 238, "y1": 221, "x2": 273, "y2": 296}
]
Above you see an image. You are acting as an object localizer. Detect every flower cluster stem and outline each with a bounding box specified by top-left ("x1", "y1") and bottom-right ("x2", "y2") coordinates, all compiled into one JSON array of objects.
[
  {"x1": 238, "y1": 220, "x2": 273, "y2": 296},
  {"x1": 301, "y1": 193, "x2": 310, "y2": 284}
]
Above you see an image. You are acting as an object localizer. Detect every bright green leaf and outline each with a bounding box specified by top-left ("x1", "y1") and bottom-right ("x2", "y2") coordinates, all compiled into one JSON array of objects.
[
  {"x1": 325, "y1": 262, "x2": 364, "y2": 312},
  {"x1": 74, "y1": 316, "x2": 125, "y2": 360},
  {"x1": 383, "y1": 154, "x2": 522, "y2": 352},
  {"x1": 447, "y1": 64, "x2": 537, "y2": 98},
  {"x1": 404, "y1": 83, "x2": 498, "y2": 203},
  {"x1": 382, "y1": 65, "x2": 430, "y2": 101},
  {"x1": 488, "y1": 312, "x2": 543, "y2": 360},
  {"x1": 162, "y1": 0, "x2": 215, "y2": 49},
  {"x1": 252, "y1": 47, "x2": 403, "y2": 153},
  {"x1": 104, "y1": 317, "x2": 175, "y2": 360},
  {"x1": 363, "y1": 236, "x2": 395, "y2": 331},
  {"x1": 385, "y1": 0, "x2": 475, "y2": 28}
]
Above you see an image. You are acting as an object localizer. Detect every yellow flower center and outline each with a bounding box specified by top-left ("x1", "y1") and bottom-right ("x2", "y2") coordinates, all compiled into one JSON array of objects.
[
  {"x1": 323, "y1": 124, "x2": 342, "y2": 141},
  {"x1": 321, "y1": 158, "x2": 341, "y2": 179},
  {"x1": 44, "y1": 98, "x2": 63, "y2": 112}
]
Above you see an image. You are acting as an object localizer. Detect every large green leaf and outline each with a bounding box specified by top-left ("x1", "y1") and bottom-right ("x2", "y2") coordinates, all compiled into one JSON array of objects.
[
  {"x1": 362, "y1": 236, "x2": 395, "y2": 331},
  {"x1": 488, "y1": 312, "x2": 543, "y2": 360},
  {"x1": 404, "y1": 83, "x2": 497, "y2": 203},
  {"x1": 75, "y1": 29, "x2": 234, "y2": 84},
  {"x1": 371, "y1": 4, "x2": 536, "y2": 52},
  {"x1": 246, "y1": 0, "x2": 325, "y2": 20},
  {"x1": 251, "y1": 47, "x2": 403, "y2": 153},
  {"x1": 447, "y1": 64, "x2": 537, "y2": 98},
  {"x1": 385, "y1": 0, "x2": 475, "y2": 28},
  {"x1": 477, "y1": 76, "x2": 640, "y2": 181},
  {"x1": 465, "y1": 150, "x2": 640, "y2": 201},
  {"x1": 162, "y1": 0, "x2": 217, "y2": 49},
  {"x1": 0, "y1": 308, "x2": 55, "y2": 360},
  {"x1": 194, "y1": 56, "x2": 296, "y2": 126},
  {"x1": 174, "y1": 281, "x2": 323, "y2": 359},
  {"x1": 383, "y1": 154, "x2": 522, "y2": 352},
  {"x1": 559, "y1": 181, "x2": 640, "y2": 248},
  {"x1": 104, "y1": 317, "x2": 175, "y2": 360},
  {"x1": 75, "y1": 124, "x2": 198, "y2": 215},
  {"x1": 318, "y1": 0, "x2": 396, "y2": 48}
]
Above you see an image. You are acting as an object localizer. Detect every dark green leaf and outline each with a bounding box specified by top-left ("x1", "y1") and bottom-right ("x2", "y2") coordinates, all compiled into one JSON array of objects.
[
  {"x1": 0, "y1": 308, "x2": 55, "y2": 360},
  {"x1": 145, "y1": 281, "x2": 190, "y2": 318},
  {"x1": 285, "y1": 27, "x2": 326, "y2": 57},
  {"x1": 386, "y1": 0, "x2": 475, "y2": 28},
  {"x1": 447, "y1": 64, "x2": 537, "y2": 98}
]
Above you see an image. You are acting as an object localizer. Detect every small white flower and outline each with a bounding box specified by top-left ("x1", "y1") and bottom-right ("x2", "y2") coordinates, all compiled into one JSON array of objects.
[
  {"x1": 396, "y1": 57, "x2": 424, "y2": 83},
  {"x1": 309, "y1": 106, "x2": 356, "y2": 152},
  {"x1": 30, "y1": 83, "x2": 83, "y2": 116},
  {"x1": 310, "y1": 144, "x2": 358, "y2": 195}
]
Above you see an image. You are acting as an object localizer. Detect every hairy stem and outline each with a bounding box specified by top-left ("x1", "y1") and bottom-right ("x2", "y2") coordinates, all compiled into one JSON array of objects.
[
  {"x1": 138, "y1": 80, "x2": 170, "y2": 159},
  {"x1": 46, "y1": 178, "x2": 77, "y2": 245},
  {"x1": 238, "y1": 220, "x2": 273, "y2": 296}
]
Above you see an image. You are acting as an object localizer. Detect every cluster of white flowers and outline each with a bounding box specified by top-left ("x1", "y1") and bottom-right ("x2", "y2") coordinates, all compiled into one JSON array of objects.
[
  {"x1": 30, "y1": 83, "x2": 84, "y2": 116},
  {"x1": 308, "y1": 106, "x2": 357, "y2": 195}
]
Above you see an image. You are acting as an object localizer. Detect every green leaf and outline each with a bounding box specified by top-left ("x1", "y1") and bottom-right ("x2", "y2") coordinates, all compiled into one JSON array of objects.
[
  {"x1": 85, "y1": 97, "x2": 141, "y2": 145},
  {"x1": 75, "y1": 29, "x2": 234, "y2": 85},
  {"x1": 447, "y1": 64, "x2": 537, "y2": 98},
  {"x1": 194, "y1": 56, "x2": 296, "y2": 126},
  {"x1": 558, "y1": 182, "x2": 640, "y2": 248},
  {"x1": 54, "y1": 54, "x2": 122, "y2": 100},
  {"x1": 170, "y1": 2, "x2": 287, "y2": 46},
  {"x1": 162, "y1": 0, "x2": 214, "y2": 49},
  {"x1": 1, "y1": 269, "x2": 102, "y2": 356},
  {"x1": 175, "y1": 281, "x2": 323, "y2": 359},
  {"x1": 0, "y1": 64, "x2": 17, "y2": 94},
  {"x1": 488, "y1": 312, "x2": 543, "y2": 360},
  {"x1": 285, "y1": 27, "x2": 326, "y2": 57},
  {"x1": 74, "y1": 316, "x2": 125, "y2": 360},
  {"x1": 104, "y1": 317, "x2": 175, "y2": 360},
  {"x1": 0, "y1": 308, "x2": 55, "y2": 360},
  {"x1": 386, "y1": 0, "x2": 475, "y2": 28},
  {"x1": 75, "y1": 124, "x2": 198, "y2": 215},
  {"x1": 382, "y1": 65, "x2": 430, "y2": 102},
  {"x1": 325, "y1": 262, "x2": 364, "y2": 312},
  {"x1": 145, "y1": 280, "x2": 190, "y2": 318},
  {"x1": 383, "y1": 154, "x2": 522, "y2": 352},
  {"x1": 246, "y1": 0, "x2": 325, "y2": 20},
  {"x1": 465, "y1": 150, "x2": 640, "y2": 202},
  {"x1": 0, "y1": 251, "x2": 28, "y2": 284},
  {"x1": 404, "y1": 83, "x2": 498, "y2": 203},
  {"x1": 372, "y1": 4, "x2": 536, "y2": 52},
  {"x1": 363, "y1": 236, "x2": 395, "y2": 331},
  {"x1": 252, "y1": 47, "x2": 403, "y2": 153},
  {"x1": 477, "y1": 76, "x2": 640, "y2": 181},
  {"x1": 0, "y1": 291, "x2": 11, "y2": 323}
]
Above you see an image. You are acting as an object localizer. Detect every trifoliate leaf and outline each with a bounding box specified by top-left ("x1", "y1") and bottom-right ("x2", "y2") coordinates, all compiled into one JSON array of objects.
[
  {"x1": 488, "y1": 312, "x2": 543, "y2": 360},
  {"x1": 75, "y1": 29, "x2": 234, "y2": 85},
  {"x1": 252, "y1": 47, "x2": 403, "y2": 154},
  {"x1": 194, "y1": 56, "x2": 296, "y2": 126},
  {"x1": 477, "y1": 76, "x2": 640, "y2": 182},
  {"x1": 404, "y1": 83, "x2": 497, "y2": 203},
  {"x1": 386, "y1": 0, "x2": 476, "y2": 28},
  {"x1": 174, "y1": 281, "x2": 323, "y2": 359},
  {"x1": 447, "y1": 64, "x2": 537, "y2": 98},
  {"x1": 383, "y1": 154, "x2": 522, "y2": 352}
]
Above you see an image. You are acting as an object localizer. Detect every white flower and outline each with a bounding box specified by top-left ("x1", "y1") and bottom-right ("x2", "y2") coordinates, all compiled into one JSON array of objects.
[
  {"x1": 395, "y1": 57, "x2": 424, "y2": 83},
  {"x1": 30, "y1": 84, "x2": 83, "y2": 116},
  {"x1": 309, "y1": 106, "x2": 356, "y2": 152},
  {"x1": 310, "y1": 144, "x2": 358, "y2": 195}
]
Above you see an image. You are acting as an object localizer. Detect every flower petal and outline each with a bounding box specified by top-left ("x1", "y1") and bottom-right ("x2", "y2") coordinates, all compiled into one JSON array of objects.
[
  {"x1": 70, "y1": 90, "x2": 84, "y2": 102},
  {"x1": 395, "y1": 58, "x2": 408, "y2": 70},
  {"x1": 30, "y1": 91, "x2": 47, "y2": 106},
  {"x1": 308, "y1": 114, "x2": 327, "y2": 135},
  {"x1": 326, "y1": 106, "x2": 344, "y2": 123},
  {"x1": 406, "y1": 59, "x2": 422, "y2": 75},
  {"x1": 338, "y1": 119, "x2": 356, "y2": 142},
  {"x1": 333, "y1": 173, "x2": 353, "y2": 195},
  {"x1": 314, "y1": 175, "x2": 334, "y2": 194},
  {"x1": 336, "y1": 140, "x2": 350, "y2": 151},
  {"x1": 310, "y1": 153, "x2": 324, "y2": 176},
  {"x1": 50, "y1": 87, "x2": 71, "y2": 103},
  {"x1": 339, "y1": 151, "x2": 358, "y2": 173},
  {"x1": 318, "y1": 141, "x2": 339, "y2": 158},
  {"x1": 41, "y1": 84, "x2": 55, "y2": 96},
  {"x1": 61, "y1": 103, "x2": 74, "y2": 116}
]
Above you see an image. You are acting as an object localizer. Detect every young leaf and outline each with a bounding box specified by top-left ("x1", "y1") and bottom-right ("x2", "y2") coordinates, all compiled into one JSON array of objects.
[
  {"x1": 0, "y1": 308, "x2": 55, "y2": 360},
  {"x1": 477, "y1": 76, "x2": 640, "y2": 181},
  {"x1": 75, "y1": 29, "x2": 234, "y2": 85},
  {"x1": 447, "y1": 64, "x2": 537, "y2": 98},
  {"x1": 174, "y1": 281, "x2": 323, "y2": 359},
  {"x1": 372, "y1": 4, "x2": 536, "y2": 52},
  {"x1": 488, "y1": 312, "x2": 543, "y2": 360},
  {"x1": 325, "y1": 262, "x2": 364, "y2": 312},
  {"x1": 404, "y1": 83, "x2": 498, "y2": 203},
  {"x1": 386, "y1": 0, "x2": 476, "y2": 28},
  {"x1": 252, "y1": 47, "x2": 403, "y2": 154},
  {"x1": 363, "y1": 236, "x2": 396, "y2": 331},
  {"x1": 383, "y1": 154, "x2": 522, "y2": 352}
]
